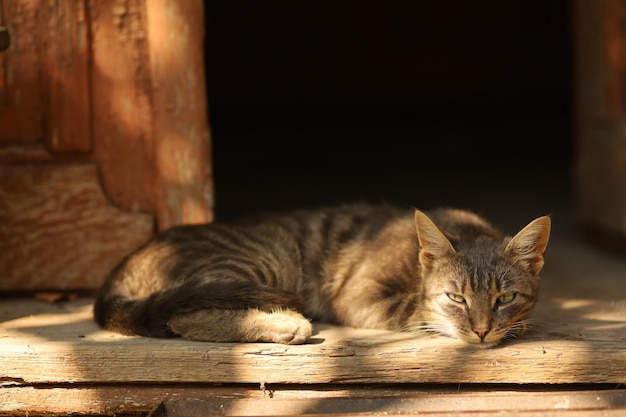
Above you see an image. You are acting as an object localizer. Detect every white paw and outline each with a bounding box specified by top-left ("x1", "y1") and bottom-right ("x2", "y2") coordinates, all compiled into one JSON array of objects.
[{"x1": 266, "y1": 314, "x2": 312, "y2": 344}]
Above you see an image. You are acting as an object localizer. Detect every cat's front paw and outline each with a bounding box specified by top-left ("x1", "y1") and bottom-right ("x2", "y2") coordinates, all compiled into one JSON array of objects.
[
  {"x1": 252, "y1": 310, "x2": 312, "y2": 345},
  {"x1": 169, "y1": 308, "x2": 312, "y2": 344}
]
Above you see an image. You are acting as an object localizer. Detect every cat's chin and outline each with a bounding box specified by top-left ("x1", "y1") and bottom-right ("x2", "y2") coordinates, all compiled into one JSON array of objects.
[
  {"x1": 456, "y1": 333, "x2": 505, "y2": 348},
  {"x1": 441, "y1": 331, "x2": 502, "y2": 348},
  {"x1": 465, "y1": 339, "x2": 501, "y2": 349}
]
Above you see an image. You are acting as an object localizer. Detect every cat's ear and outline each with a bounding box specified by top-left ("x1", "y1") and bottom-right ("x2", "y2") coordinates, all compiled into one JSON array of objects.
[
  {"x1": 415, "y1": 210, "x2": 456, "y2": 268},
  {"x1": 504, "y1": 215, "x2": 551, "y2": 274}
]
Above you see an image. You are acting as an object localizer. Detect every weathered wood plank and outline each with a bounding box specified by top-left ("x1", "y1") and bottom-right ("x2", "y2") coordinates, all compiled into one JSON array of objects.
[
  {"x1": 0, "y1": 294, "x2": 625, "y2": 385},
  {"x1": 1, "y1": 385, "x2": 625, "y2": 417},
  {"x1": 152, "y1": 390, "x2": 626, "y2": 417},
  {"x1": 1, "y1": 237, "x2": 625, "y2": 391},
  {"x1": 0, "y1": 163, "x2": 153, "y2": 289}
]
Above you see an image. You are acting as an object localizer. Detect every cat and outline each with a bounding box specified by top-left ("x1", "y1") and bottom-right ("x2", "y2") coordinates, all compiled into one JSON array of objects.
[{"x1": 93, "y1": 203, "x2": 551, "y2": 348}]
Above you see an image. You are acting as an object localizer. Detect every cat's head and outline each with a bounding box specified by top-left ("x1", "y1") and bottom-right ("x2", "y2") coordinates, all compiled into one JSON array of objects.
[{"x1": 414, "y1": 210, "x2": 551, "y2": 347}]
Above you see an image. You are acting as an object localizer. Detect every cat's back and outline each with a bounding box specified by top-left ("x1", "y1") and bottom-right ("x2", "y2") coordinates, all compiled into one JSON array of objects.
[
  {"x1": 235, "y1": 204, "x2": 502, "y2": 264},
  {"x1": 240, "y1": 203, "x2": 411, "y2": 256}
]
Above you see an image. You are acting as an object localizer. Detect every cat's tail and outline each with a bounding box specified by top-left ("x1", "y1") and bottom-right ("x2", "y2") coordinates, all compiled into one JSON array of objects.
[{"x1": 93, "y1": 278, "x2": 305, "y2": 338}]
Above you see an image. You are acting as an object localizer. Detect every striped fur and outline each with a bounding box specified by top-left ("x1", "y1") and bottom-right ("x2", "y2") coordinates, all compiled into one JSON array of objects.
[{"x1": 94, "y1": 204, "x2": 550, "y2": 347}]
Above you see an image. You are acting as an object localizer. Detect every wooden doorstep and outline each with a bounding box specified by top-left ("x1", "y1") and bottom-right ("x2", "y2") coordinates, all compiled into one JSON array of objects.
[
  {"x1": 1, "y1": 295, "x2": 625, "y2": 386},
  {"x1": 1, "y1": 238, "x2": 626, "y2": 414}
]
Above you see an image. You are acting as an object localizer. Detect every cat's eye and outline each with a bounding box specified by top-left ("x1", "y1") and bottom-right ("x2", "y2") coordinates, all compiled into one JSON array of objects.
[
  {"x1": 497, "y1": 292, "x2": 516, "y2": 304},
  {"x1": 446, "y1": 293, "x2": 465, "y2": 303}
]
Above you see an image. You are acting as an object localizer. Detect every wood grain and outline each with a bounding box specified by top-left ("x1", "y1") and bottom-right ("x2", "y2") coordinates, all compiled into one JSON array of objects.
[
  {"x1": 0, "y1": 163, "x2": 153, "y2": 289},
  {"x1": 146, "y1": 1, "x2": 214, "y2": 229},
  {"x1": 88, "y1": 0, "x2": 213, "y2": 227},
  {"x1": 151, "y1": 391, "x2": 626, "y2": 417},
  {"x1": 0, "y1": 384, "x2": 625, "y2": 416},
  {"x1": 89, "y1": 0, "x2": 157, "y2": 213},
  {"x1": 1, "y1": 0, "x2": 214, "y2": 290},
  {"x1": 41, "y1": 0, "x2": 92, "y2": 152},
  {"x1": 0, "y1": 0, "x2": 44, "y2": 142}
]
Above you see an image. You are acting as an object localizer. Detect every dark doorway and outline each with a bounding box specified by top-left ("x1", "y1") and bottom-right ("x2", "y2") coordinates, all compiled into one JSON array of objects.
[{"x1": 204, "y1": 1, "x2": 573, "y2": 233}]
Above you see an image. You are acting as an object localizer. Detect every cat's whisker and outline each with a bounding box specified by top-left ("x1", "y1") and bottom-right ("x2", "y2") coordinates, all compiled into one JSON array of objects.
[
  {"x1": 402, "y1": 322, "x2": 455, "y2": 338},
  {"x1": 499, "y1": 318, "x2": 544, "y2": 341},
  {"x1": 519, "y1": 318, "x2": 544, "y2": 329},
  {"x1": 504, "y1": 332, "x2": 518, "y2": 340},
  {"x1": 403, "y1": 324, "x2": 446, "y2": 331},
  {"x1": 511, "y1": 318, "x2": 542, "y2": 332},
  {"x1": 404, "y1": 326, "x2": 442, "y2": 334}
]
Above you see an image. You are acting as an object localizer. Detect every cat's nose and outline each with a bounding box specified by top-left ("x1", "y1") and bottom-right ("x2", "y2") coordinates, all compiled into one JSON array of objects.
[{"x1": 473, "y1": 328, "x2": 490, "y2": 341}]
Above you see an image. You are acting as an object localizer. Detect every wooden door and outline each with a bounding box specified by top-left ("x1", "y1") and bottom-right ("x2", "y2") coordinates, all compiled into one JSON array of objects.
[
  {"x1": 574, "y1": 0, "x2": 626, "y2": 251},
  {"x1": 0, "y1": 0, "x2": 213, "y2": 290}
]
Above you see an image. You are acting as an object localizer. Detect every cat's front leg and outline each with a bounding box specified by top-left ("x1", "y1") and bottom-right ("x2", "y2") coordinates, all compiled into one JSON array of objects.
[{"x1": 168, "y1": 308, "x2": 313, "y2": 344}]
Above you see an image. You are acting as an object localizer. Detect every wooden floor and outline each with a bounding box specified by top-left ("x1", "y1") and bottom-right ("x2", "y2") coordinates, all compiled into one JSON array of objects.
[{"x1": 1, "y1": 235, "x2": 626, "y2": 416}]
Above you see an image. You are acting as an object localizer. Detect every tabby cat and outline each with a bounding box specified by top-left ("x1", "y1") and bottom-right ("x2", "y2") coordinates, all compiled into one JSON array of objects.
[{"x1": 94, "y1": 204, "x2": 551, "y2": 347}]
